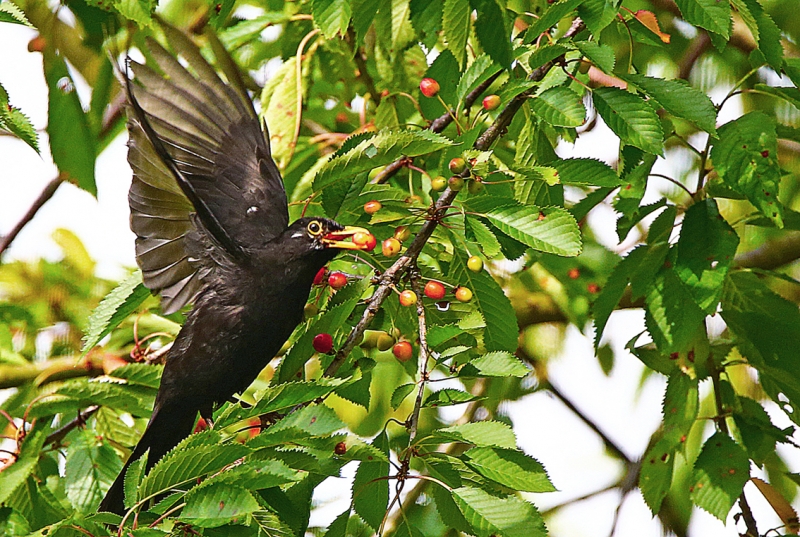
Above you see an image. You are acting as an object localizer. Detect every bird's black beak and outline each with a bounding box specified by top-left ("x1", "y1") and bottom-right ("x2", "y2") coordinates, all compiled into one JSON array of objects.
[{"x1": 321, "y1": 226, "x2": 371, "y2": 250}]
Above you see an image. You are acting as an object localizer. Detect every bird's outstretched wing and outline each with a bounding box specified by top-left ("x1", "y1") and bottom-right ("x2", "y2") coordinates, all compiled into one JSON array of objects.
[{"x1": 126, "y1": 24, "x2": 289, "y2": 314}]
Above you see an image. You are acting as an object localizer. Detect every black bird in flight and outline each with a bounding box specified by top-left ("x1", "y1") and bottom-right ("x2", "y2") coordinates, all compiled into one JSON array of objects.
[{"x1": 99, "y1": 26, "x2": 369, "y2": 515}]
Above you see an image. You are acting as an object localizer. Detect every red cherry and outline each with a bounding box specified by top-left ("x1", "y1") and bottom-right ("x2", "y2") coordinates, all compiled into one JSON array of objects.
[
  {"x1": 364, "y1": 200, "x2": 382, "y2": 214},
  {"x1": 313, "y1": 332, "x2": 334, "y2": 353},
  {"x1": 353, "y1": 232, "x2": 377, "y2": 251},
  {"x1": 424, "y1": 281, "x2": 446, "y2": 300},
  {"x1": 328, "y1": 272, "x2": 348, "y2": 289},
  {"x1": 482, "y1": 94, "x2": 501, "y2": 111},
  {"x1": 382, "y1": 237, "x2": 402, "y2": 257},
  {"x1": 419, "y1": 78, "x2": 440, "y2": 97},
  {"x1": 313, "y1": 267, "x2": 328, "y2": 285},
  {"x1": 334, "y1": 441, "x2": 347, "y2": 455},
  {"x1": 393, "y1": 341, "x2": 413, "y2": 362},
  {"x1": 399, "y1": 290, "x2": 417, "y2": 306}
]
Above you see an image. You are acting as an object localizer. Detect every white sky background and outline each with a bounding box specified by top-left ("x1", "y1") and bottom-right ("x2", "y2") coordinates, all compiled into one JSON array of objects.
[{"x1": 1, "y1": 19, "x2": 798, "y2": 537}]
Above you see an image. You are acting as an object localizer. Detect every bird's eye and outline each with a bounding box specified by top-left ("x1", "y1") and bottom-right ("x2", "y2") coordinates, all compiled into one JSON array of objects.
[{"x1": 307, "y1": 220, "x2": 323, "y2": 236}]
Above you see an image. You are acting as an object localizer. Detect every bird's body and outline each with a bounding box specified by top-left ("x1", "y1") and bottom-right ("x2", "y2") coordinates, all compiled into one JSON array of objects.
[{"x1": 98, "y1": 25, "x2": 368, "y2": 515}]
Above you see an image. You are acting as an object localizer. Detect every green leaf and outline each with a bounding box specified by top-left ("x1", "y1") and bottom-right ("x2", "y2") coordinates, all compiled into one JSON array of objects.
[
  {"x1": 673, "y1": 199, "x2": 739, "y2": 313},
  {"x1": 123, "y1": 454, "x2": 147, "y2": 509},
  {"x1": 644, "y1": 266, "x2": 706, "y2": 353},
  {"x1": 553, "y1": 158, "x2": 622, "y2": 187},
  {"x1": 530, "y1": 86, "x2": 586, "y2": 127},
  {"x1": 711, "y1": 111, "x2": 782, "y2": 227},
  {"x1": 640, "y1": 434, "x2": 679, "y2": 514},
  {"x1": 452, "y1": 487, "x2": 547, "y2": 537},
  {"x1": 721, "y1": 272, "x2": 800, "y2": 424},
  {"x1": 734, "y1": 397, "x2": 788, "y2": 464},
  {"x1": 0, "y1": 2, "x2": 32, "y2": 26},
  {"x1": 390, "y1": 0, "x2": 415, "y2": 51},
  {"x1": 249, "y1": 405, "x2": 345, "y2": 448},
  {"x1": 465, "y1": 217, "x2": 502, "y2": 258},
  {"x1": 526, "y1": 0, "x2": 582, "y2": 41},
  {"x1": 181, "y1": 483, "x2": 260, "y2": 528},
  {"x1": 0, "y1": 82, "x2": 39, "y2": 153},
  {"x1": 577, "y1": 0, "x2": 618, "y2": 35},
  {"x1": 43, "y1": 379, "x2": 154, "y2": 417},
  {"x1": 730, "y1": 0, "x2": 783, "y2": 70},
  {"x1": 111, "y1": 363, "x2": 163, "y2": 389},
  {"x1": 82, "y1": 270, "x2": 149, "y2": 355},
  {"x1": 456, "y1": 54, "x2": 500, "y2": 105},
  {"x1": 448, "y1": 246, "x2": 519, "y2": 352},
  {"x1": 314, "y1": 130, "x2": 456, "y2": 192},
  {"x1": 573, "y1": 40, "x2": 616, "y2": 74},
  {"x1": 43, "y1": 49, "x2": 97, "y2": 195},
  {"x1": 262, "y1": 55, "x2": 304, "y2": 169},
  {"x1": 754, "y1": 84, "x2": 800, "y2": 110},
  {"x1": 112, "y1": 0, "x2": 155, "y2": 28},
  {"x1": 474, "y1": 0, "x2": 512, "y2": 68},
  {"x1": 690, "y1": 432, "x2": 750, "y2": 520},
  {"x1": 663, "y1": 372, "x2": 699, "y2": 434},
  {"x1": 443, "y1": 0, "x2": 470, "y2": 67},
  {"x1": 139, "y1": 432, "x2": 250, "y2": 500},
  {"x1": 65, "y1": 433, "x2": 122, "y2": 513},
  {"x1": 620, "y1": 74, "x2": 717, "y2": 135},
  {"x1": 432, "y1": 421, "x2": 517, "y2": 449},
  {"x1": 313, "y1": 0, "x2": 352, "y2": 38},
  {"x1": 481, "y1": 204, "x2": 581, "y2": 256},
  {"x1": 462, "y1": 447, "x2": 555, "y2": 492},
  {"x1": 593, "y1": 87, "x2": 664, "y2": 155},
  {"x1": 392, "y1": 382, "x2": 416, "y2": 409},
  {"x1": 460, "y1": 351, "x2": 529, "y2": 377},
  {"x1": 424, "y1": 388, "x2": 484, "y2": 408},
  {"x1": 0, "y1": 426, "x2": 47, "y2": 505},
  {"x1": 352, "y1": 431, "x2": 389, "y2": 530},
  {"x1": 673, "y1": 0, "x2": 731, "y2": 38}
]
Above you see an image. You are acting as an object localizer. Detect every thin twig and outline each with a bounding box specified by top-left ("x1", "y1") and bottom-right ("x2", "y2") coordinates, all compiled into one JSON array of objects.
[
  {"x1": 406, "y1": 271, "x2": 431, "y2": 444},
  {"x1": 0, "y1": 175, "x2": 65, "y2": 258},
  {"x1": 44, "y1": 405, "x2": 99, "y2": 446}
]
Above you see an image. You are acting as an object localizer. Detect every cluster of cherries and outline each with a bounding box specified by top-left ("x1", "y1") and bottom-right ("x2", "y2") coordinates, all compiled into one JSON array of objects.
[{"x1": 309, "y1": 76, "x2": 500, "y2": 362}]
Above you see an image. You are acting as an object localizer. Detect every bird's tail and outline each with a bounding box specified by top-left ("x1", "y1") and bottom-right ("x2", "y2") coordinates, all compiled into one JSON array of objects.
[{"x1": 99, "y1": 402, "x2": 198, "y2": 515}]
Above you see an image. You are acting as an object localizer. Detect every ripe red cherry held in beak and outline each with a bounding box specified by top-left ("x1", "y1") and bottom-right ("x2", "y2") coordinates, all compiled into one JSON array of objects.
[{"x1": 321, "y1": 226, "x2": 373, "y2": 250}]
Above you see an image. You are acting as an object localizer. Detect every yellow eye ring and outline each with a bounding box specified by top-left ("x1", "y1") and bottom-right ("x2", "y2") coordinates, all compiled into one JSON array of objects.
[{"x1": 307, "y1": 220, "x2": 323, "y2": 236}]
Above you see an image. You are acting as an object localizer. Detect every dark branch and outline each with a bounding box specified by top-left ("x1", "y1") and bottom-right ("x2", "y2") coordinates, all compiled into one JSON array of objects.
[{"x1": 0, "y1": 175, "x2": 65, "y2": 259}]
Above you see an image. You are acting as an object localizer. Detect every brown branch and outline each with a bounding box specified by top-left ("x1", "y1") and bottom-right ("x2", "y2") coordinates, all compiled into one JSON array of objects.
[
  {"x1": 44, "y1": 405, "x2": 99, "y2": 446},
  {"x1": 347, "y1": 27, "x2": 380, "y2": 106},
  {"x1": 0, "y1": 355, "x2": 105, "y2": 389},
  {"x1": 0, "y1": 175, "x2": 64, "y2": 259},
  {"x1": 406, "y1": 272, "x2": 431, "y2": 443},
  {"x1": 734, "y1": 232, "x2": 800, "y2": 270}
]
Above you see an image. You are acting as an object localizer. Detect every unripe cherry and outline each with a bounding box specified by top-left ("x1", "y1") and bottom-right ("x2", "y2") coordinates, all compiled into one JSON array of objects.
[
  {"x1": 467, "y1": 256, "x2": 483, "y2": 272},
  {"x1": 448, "y1": 176, "x2": 464, "y2": 191},
  {"x1": 449, "y1": 157, "x2": 467, "y2": 174},
  {"x1": 431, "y1": 176, "x2": 448, "y2": 191},
  {"x1": 364, "y1": 200, "x2": 382, "y2": 214},
  {"x1": 353, "y1": 232, "x2": 377, "y2": 251},
  {"x1": 399, "y1": 290, "x2": 417, "y2": 306},
  {"x1": 482, "y1": 94, "x2": 501, "y2": 111},
  {"x1": 455, "y1": 287, "x2": 473, "y2": 302},
  {"x1": 382, "y1": 237, "x2": 402, "y2": 257},
  {"x1": 394, "y1": 225, "x2": 411, "y2": 242}
]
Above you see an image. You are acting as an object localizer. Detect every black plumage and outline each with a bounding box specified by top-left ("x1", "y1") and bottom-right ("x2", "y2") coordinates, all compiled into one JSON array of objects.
[{"x1": 99, "y1": 26, "x2": 368, "y2": 515}]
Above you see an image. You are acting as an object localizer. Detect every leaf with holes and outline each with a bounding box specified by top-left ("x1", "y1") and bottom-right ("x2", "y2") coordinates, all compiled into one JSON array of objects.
[
  {"x1": 711, "y1": 112, "x2": 782, "y2": 228},
  {"x1": 690, "y1": 432, "x2": 750, "y2": 520}
]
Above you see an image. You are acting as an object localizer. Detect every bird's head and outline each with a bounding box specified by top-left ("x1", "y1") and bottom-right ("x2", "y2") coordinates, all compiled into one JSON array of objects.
[{"x1": 283, "y1": 217, "x2": 371, "y2": 254}]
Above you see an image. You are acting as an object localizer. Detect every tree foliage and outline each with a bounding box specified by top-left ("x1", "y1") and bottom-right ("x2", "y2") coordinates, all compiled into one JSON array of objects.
[{"x1": 1, "y1": 0, "x2": 800, "y2": 536}]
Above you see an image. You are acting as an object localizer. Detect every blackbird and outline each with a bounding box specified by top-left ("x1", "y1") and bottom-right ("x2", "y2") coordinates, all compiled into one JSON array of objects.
[{"x1": 98, "y1": 26, "x2": 369, "y2": 515}]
